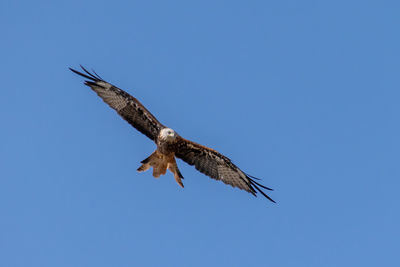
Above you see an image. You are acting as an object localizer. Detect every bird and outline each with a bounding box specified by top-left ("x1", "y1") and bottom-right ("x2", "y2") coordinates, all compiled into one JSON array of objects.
[{"x1": 70, "y1": 66, "x2": 275, "y2": 202}]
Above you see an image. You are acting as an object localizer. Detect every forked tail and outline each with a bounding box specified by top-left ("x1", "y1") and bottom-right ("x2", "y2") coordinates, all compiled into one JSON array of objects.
[{"x1": 137, "y1": 151, "x2": 184, "y2": 187}]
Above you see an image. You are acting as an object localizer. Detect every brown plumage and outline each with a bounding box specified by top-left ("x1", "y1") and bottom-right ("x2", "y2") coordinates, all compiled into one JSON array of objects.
[{"x1": 70, "y1": 66, "x2": 275, "y2": 202}]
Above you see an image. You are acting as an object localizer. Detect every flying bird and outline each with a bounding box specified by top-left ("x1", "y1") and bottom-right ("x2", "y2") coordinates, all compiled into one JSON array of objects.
[{"x1": 70, "y1": 66, "x2": 275, "y2": 202}]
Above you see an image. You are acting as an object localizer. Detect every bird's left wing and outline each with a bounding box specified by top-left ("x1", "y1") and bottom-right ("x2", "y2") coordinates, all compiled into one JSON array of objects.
[
  {"x1": 175, "y1": 137, "x2": 275, "y2": 202},
  {"x1": 70, "y1": 66, "x2": 164, "y2": 141}
]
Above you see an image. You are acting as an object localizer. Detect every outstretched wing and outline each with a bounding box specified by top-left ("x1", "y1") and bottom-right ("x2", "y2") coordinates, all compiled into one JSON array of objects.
[
  {"x1": 70, "y1": 66, "x2": 164, "y2": 141},
  {"x1": 175, "y1": 138, "x2": 275, "y2": 202}
]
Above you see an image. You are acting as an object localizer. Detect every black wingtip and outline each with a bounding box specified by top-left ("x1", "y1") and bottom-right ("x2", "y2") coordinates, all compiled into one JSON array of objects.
[
  {"x1": 91, "y1": 69, "x2": 103, "y2": 80},
  {"x1": 245, "y1": 173, "x2": 274, "y2": 191},
  {"x1": 246, "y1": 175, "x2": 276, "y2": 203},
  {"x1": 70, "y1": 65, "x2": 103, "y2": 82},
  {"x1": 259, "y1": 189, "x2": 276, "y2": 203},
  {"x1": 252, "y1": 179, "x2": 274, "y2": 191},
  {"x1": 253, "y1": 183, "x2": 276, "y2": 203},
  {"x1": 84, "y1": 81, "x2": 98, "y2": 87}
]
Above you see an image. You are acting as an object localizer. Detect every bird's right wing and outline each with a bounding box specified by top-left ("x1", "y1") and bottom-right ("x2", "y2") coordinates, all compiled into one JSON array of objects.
[
  {"x1": 175, "y1": 137, "x2": 275, "y2": 202},
  {"x1": 70, "y1": 66, "x2": 165, "y2": 141}
]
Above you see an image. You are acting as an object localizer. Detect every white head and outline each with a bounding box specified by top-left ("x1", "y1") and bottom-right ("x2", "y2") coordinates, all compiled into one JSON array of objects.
[{"x1": 159, "y1": 128, "x2": 177, "y2": 142}]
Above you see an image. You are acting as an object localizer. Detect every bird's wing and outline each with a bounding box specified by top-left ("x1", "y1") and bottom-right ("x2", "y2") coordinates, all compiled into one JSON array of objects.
[
  {"x1": 175, "y1": 138, "x2": 275, "y2": 202},
  {"x1": 70, "y1": 66, "x2": 164, "y2": 141}
]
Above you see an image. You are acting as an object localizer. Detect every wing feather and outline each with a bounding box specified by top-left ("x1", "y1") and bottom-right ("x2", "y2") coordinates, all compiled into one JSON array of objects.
[
  {"x1": 70, "y1": 66, "x2": 164, "y2": 141},
  {"x1": 175, "y1": 138, "x2": 275, "y2": 202}
]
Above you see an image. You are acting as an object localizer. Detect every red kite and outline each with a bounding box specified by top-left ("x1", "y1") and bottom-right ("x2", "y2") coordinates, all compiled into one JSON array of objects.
[{"x1": 70, "y1": 66, "x2": 275, "y2": 202}]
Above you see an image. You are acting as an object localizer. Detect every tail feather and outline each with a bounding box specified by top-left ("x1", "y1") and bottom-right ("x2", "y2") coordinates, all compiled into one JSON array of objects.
[{"x1": 137, "y1": 151, "x2": 185, "y2": 188}]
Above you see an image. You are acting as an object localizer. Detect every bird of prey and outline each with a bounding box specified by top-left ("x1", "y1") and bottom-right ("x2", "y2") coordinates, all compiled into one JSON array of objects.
[{"x1": 70, "y1": 66, "x2": 275, "y2": 202}]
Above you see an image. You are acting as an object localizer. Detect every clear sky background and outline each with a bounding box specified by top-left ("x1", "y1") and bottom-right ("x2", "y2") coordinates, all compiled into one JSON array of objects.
[{"x1": 1, "y1": 1, "x2": 399, "y2": 266}]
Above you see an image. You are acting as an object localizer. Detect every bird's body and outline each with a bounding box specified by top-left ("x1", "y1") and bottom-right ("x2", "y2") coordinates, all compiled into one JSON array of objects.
[
  {"x1": 138, "y1": 128, "x2": 184, "y2": 187},
  {"x1": 70, "y1": 66, "x2": 275, "y2": 202}
]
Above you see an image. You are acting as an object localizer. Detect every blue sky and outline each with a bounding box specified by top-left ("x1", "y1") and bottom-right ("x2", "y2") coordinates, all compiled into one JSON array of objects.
[{"x1": 1, "y1": 0, "x2": 399, "y2": 266}]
